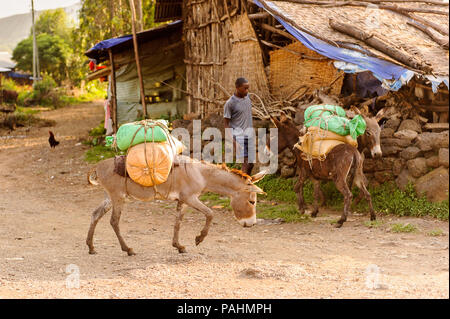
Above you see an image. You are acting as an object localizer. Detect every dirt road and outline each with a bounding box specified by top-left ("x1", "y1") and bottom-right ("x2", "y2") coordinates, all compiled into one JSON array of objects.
[{"x1": 0, "y1": 102, "x2": 448, "y2": 298}]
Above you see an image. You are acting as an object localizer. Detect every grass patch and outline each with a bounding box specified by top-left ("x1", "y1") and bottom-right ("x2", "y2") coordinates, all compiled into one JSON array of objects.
[
  {"x1": 390, "y1": 223, "x2": 417, "y2": 233},
  {"x1": 15, "y1": 106, "x2": 40, "y2": 115},
  {"x1": 199, "y1": 192, "x2": 309, "y2": 223},
  {"x1": 257, "y1": 202, "x2": 310, "y2": 223},
  {"x1": 362, "y1": 183, "x2": 449, "y2": 221},
  {"x1": 364, "y1": 220, "x2": 384, "y2": 228},
  {"x1": 0, "y1": 111, "x2": 55, "y2": 129},
  {"x1": 427, "y1": 229, "x2": 444, "y2": 237},
  {"x1": 329, "y1": 219, "x2": 339, "y2": 225},
  {"x1": 84, "y1": 145, "x2": 122, "y2": 163},
  {"x1": 255, "y1": 175, "x2": 448, "y2": 221}
]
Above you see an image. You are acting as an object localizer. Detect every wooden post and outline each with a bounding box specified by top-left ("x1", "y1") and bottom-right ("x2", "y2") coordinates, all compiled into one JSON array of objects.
[
  {"x1": 109, "y1": 49, "x2": 118, "y2": 133},
  {"x1": 129, "y1": 0, "x2": 147, "y2": 119},
  {"x1": 0, "y1": 73, "x2": 3, "y2": 104}
]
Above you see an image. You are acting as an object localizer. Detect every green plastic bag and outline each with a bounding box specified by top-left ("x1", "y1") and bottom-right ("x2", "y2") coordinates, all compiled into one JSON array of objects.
[
  {"x1": 304, "y1": 104, "x2": 366, "y2": 140},
  {"x1": 105, "y1": 136, "x2": 114, "y2": 147},
  {"x1": 116, "y1": 119, "x2": 169, "y2": 151}
]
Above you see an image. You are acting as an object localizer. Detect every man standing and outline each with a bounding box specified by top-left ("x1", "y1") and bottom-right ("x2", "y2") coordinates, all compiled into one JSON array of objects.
[{"x1": 223, "y1": 77, "x2": 255, "y2": 175}]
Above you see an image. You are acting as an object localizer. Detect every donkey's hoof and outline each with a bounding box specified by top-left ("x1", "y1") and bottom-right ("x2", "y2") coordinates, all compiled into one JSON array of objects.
[
  {"x1": 178, "y1": 246, "x2": 187, "y2": 254},
  {"x1": 334, "y1": 222, "x2": 344, "y2": 228},
  {"x1": 370, "y1": 215, "x2": 376, "y2": 221},
  {"x1": 88, "y1": 249, "x2": 97, "y2": 255},
  {"x1": 127, "y1": 248, "x2": 136, "y2": 256},
  {"x1": 195, "y1": 236, "x2": 204, "y2": 246}
]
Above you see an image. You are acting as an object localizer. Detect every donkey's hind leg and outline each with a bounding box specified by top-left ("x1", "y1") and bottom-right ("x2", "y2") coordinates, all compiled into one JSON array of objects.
[
  {"x1": 86, "y1": 196, "x2": 112, "y2": 255},
  {"x1": 311, "y1": 178, "x2": 322, "y2": 218},
  {"x1": 172, "y1": 201, "x2": 188, "y2": 253},
  {"x1": 354, "y1": 179, "x2": 376, "y2": 221},
  {"x1": 110, "y1": 198, "x2": 136, "y2": 256}
]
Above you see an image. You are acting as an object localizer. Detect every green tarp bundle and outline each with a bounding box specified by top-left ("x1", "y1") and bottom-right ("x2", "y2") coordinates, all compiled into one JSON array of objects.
[
  {"x1": 115, "y1": 119, "x2": 170, "y2": 151},
  {"x1": 304, "y1": 104, "x2": 366, "y2": 140}
]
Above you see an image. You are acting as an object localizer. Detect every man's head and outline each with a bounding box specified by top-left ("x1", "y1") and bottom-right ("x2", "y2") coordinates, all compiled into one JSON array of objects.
[{"x1": 235, "y1": 77, "x2": 249, "y2": 98}]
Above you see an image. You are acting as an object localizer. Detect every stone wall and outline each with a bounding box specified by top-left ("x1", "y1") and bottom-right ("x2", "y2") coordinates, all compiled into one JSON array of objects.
[{"x1": 367, "y1": 118, "x2": 449, "y2": 202}]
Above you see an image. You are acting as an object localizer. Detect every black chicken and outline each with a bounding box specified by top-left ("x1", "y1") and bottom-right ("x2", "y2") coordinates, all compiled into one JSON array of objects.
[{"x1": 48, "y1": 131, "x2": 60, "y2": 148}]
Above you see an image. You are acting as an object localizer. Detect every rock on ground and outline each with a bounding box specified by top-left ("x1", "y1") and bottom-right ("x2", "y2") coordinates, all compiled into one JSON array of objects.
[
  {"x1": 401, "y1": 146, "x2": 422, "y2": 160},
  {"x1": 394, "y1": 129, "x2": 418, "y2": 141},
  {"x1": 415, "y1": 131, "x2": 449, "y2": 152},
  {"x1": 395, "y1": 168, "x2": 417, "y2": 190},
  {"x1": 439, "y1": 148, "x2": 449, "y2": 168},
  {"x1": 415, "y1": 166, "x2": 449, "y2": 202},
  {"x1": 407, "y1": 158, "x2": 428, "y2": 178},
  {"x1": 398, "y1": 119, "x2": 422, "y2": 133}
]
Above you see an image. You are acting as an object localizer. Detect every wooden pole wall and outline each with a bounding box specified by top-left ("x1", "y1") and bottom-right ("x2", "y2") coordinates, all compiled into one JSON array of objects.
[
  {"x1": 129, "y1": 0, "x2": 147, "y2": 119},
  {"x1": 108, "y1": 49, "x2": 118, "y2": 133},
  {"x1": 184, "y1": 0, "x2": 241, "y2": 117}
]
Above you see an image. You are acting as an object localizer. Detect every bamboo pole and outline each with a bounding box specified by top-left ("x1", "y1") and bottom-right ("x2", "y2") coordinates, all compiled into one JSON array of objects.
[
  {"x1": 129, "y1": 0, "x2": 147, "y2": 119},
  {"x1": 108, "y1": 49, "x2": 118, "y2": 133},
  {"x1": 260, "y1": 23, "x2": 297, "y2": 41}
]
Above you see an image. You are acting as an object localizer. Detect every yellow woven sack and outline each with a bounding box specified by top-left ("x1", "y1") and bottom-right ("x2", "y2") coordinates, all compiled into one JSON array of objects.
[
  {"x1": 308, "y1": 126, "x2": 358, "y2": 147},
  {"x1": 297, "y1": 135, "x2": 344, "y2": 159},
  {"x1": 126, "y1": 142, "x2": 174, "y2": 187},
  {"x1": 296, "y1": 126, "x2": 358, "y2": 159}
]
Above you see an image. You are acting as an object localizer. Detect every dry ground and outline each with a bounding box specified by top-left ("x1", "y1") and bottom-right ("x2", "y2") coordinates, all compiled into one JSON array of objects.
[{"x1": 0, "y1": 102, "x2": 448, "y2": 298}]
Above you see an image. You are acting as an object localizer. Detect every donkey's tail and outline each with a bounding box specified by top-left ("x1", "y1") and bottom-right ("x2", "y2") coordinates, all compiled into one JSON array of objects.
[
  {"x1": 351, "y1": 150, "x2": 367, "y2": 189},
  {"x1": 87, "y1": 167, "x2": 99, "y2": 186}
]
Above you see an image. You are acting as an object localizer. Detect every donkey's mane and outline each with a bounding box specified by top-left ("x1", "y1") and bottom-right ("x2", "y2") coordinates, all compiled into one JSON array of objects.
[{"x1": 200, "y1": 160, "x2": 251, "y2": 181}]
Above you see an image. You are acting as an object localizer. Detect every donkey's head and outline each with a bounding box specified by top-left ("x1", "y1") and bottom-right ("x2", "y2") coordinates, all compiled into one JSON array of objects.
[
  {"x1": 352, "y1": 107, "x2": 386, "y2": 159},
  {"x1": 266, "y1": 112, "x2": 303, "y2": 154},
  {"x1": 230, "y1": 170, "x2": 268, "y2": 227}
]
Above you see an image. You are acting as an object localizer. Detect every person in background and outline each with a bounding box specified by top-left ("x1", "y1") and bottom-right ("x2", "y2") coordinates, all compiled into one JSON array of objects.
[{"x1": 223, "y1": 77, "x2": 255, "y2": 175}]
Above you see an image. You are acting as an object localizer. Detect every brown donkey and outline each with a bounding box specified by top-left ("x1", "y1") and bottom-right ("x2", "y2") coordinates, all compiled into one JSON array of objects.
[
  {"x1": 270, "y1": 109, "x2": 385, "y2": 227},
  {"x1": 87, "y1": 155, "x2": 268, "y2": 255}
]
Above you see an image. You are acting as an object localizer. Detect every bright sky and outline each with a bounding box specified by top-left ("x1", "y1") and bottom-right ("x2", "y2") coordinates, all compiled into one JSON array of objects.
[{"x1": 0, "y1": 0, "x2": 80, "y2": 19}]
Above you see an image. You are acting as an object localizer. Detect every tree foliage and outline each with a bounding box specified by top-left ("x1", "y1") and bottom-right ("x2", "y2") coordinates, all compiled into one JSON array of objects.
[
  {"x1": 33, "y1": 9, "x2": 73, "y2": 39},
  {"x1": 12, "y1": 33, "x2": 71, "y2": 84},
  {"x1": 12, "y1": 1, "x2": 158, "y2": 87},
  {"x1": 74, "y1": 0, "x2": 157, "y2": 53}
]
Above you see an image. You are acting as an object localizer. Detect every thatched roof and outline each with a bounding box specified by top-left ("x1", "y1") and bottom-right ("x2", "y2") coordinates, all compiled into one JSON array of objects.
[{"x1": 253, "y1": 0, "x2": 449, "y2": 77}]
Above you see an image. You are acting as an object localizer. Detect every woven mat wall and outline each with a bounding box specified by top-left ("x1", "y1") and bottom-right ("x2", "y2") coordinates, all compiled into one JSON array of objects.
[
  {"x1": 269, "y1": 41, "x2": 343, "y2": 98},
  {"x1": 222, "y1": 14, "x2": 270, "y2": 100}
]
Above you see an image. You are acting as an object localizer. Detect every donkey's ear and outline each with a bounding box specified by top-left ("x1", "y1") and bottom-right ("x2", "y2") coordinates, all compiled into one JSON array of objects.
[
  {"x1": 251, "y1": 169, "x2": 268, "y2": 183},
  {"x1": 375, "y1": 108, "x2": 387, "y2": 123},
  {"x1": 243, "y1": 184, "x2": 266, "y2": 195},
  {"x1": 350, "y1": 105, "x2": 362, "y2": 115},
  {"x1": 279, "y1": 111, "x2": 289, "y2": 123}
]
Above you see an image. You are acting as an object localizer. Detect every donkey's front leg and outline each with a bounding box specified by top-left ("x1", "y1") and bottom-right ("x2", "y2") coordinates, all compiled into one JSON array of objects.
[
  {"x1": 172, "y1": 201, "x2": 188, "y2": 253},
  {"x1": 86, "y1": 197, "x2": 112, "y2": 255},
  {"x1": 185, "y1": 197, "x2": 213, "y2": 246},
  {"x1": 110, "y1": 198, "x2": 136, "y2": 256}
]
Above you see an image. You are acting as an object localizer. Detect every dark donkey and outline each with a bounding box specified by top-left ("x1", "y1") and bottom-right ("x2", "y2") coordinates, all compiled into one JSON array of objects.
[{"x1": 269, "y1": 108, "x2": 385, "y2": 227}]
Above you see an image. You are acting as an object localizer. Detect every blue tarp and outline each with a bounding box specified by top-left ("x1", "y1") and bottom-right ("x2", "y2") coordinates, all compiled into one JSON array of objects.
[
  {"x1": 87, "y1": 34, "x2": 133, "y2": 54},
  {"x1": 85, "y1": 20, "x2": 183, "y2": 62},
  {"x1": 252, "y1": 0, "x2": 448, "y2": 92},
  {"x1": 6, "y1": 71, "x2": 31, "y2": 79}
]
